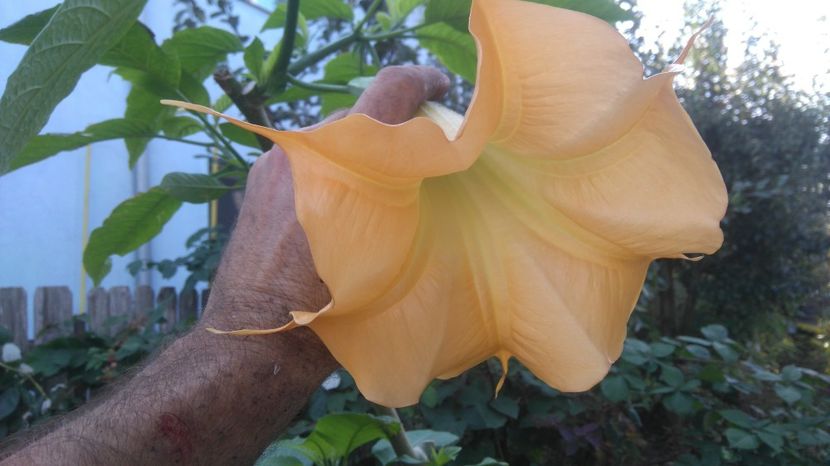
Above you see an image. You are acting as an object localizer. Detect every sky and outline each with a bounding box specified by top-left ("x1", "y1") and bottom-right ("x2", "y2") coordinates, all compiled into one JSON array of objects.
[{"x1": 636, "y1": 0, "x2": 830, "y2": 91}]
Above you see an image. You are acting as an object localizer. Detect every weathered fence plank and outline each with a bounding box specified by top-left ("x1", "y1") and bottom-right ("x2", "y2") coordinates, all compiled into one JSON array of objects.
[
  {"x1": 34, "y1": 286, "x2": 72, "y2": 344},
  {"x1": 135, "y1": 285, "x2": 154, "y2": 314},
  {"x1": 180, "y1": 289, "x2": 198, "y2": 323},
  {"x1": 0, "y1": 287, "x2": 28, "y2": 349},
  {"x1": 157, "y1": 287, "x2": 177, "y2": 333},
  {"x1": 108, "y1": 286, "x2": 133, "y2": 335},
  {"x1": 87, "y1": 287, "x2": 109, "y2": 335}
]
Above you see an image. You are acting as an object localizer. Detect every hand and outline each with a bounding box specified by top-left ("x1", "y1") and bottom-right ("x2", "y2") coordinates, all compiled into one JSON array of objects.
[{"x1": 201, "y1": 66, "x2": 451, "y2": 333}]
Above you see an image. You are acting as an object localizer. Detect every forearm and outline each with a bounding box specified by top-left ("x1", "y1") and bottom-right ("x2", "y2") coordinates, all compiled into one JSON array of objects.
[{"x1": 2, "y1": 320, "x2": 336, "y2": 465}]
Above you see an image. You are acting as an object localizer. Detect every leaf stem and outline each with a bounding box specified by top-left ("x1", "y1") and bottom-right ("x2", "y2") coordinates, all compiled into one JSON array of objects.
[
  {"x1": 363, "y1": 24, "x2": 427, "y2": 41},
  {"x1": 354, "y1": 0, "x2": 384, "y2": 32},
  {"x1": 287, "y1": 33, "x2": 359, "y2": 74},
  {"x1": 153, "y1": 135, "x2": 217, "y2": 148},
  {"x1": 286, "y1": 75, "x2": 351, "y2": 94}
]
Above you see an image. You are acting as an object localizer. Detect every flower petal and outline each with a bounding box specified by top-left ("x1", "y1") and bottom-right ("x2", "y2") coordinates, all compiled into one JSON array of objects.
[{"x1": 464, "y1": 0, "x2": 727, "y2": 258}]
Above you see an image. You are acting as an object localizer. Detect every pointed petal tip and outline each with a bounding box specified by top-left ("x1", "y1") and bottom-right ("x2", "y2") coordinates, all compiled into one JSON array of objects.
[
  {"x1": 494, "y1": 351, "x2": 511, "y2": 395},
  {"x1": 204, "y1": 321, "x2": 296, "y2": 336}
]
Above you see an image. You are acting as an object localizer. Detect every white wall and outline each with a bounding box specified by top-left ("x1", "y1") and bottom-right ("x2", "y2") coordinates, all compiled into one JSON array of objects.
[{"x1": 0, "y1": 1, "x2": 272, "y2": 334}]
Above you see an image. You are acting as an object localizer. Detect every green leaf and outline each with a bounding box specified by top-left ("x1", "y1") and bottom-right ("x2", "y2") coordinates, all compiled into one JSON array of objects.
[
  {"x1": 323, "y1": 53, "x2": 378, "y2": 83},
  {"x1": 162, "y1": 26, "x2": 243, "y2": 79},
  {"x1": 685, "y1": 344, "x2": 711, "y2": 360},
  {"x1": 117, "y1": 69, "x2": 209, "y2": 165},
  {"x1": 712, "y1": 342, "x2": 738, "y2": 363},
  {"x1": 0, "y1": 388, "x2": 20, "y2": 420},
  {"x1": 424, "y1": 0, "x2": 472, "y2": 31},
  {"x1": 10, "y1": 119, "x2": 156, "y2": 172},
  {"x1": 100, "y1": 23, "x2": 181, "y2": 87},
  {"x1": 300, "y1": 0, "x2": 354, "y2": 20},
  {"x1": 161, "y1": 116, "x2": 202, "y2": 138},
  {"x1": 321, "y1": 93, "x2": 358, "y2": 116},
  {"x1": 650, "y1": 342, "x2": 675, "y2": 358},
  {"x1": 305, "y1": 413, "x2": 400, "y2": 461},
  {"x1": 0, "y1": 0, "x2": 149, "y2": 176},
  {"x1": 490, "y1": 395, "x2": 519, "y2": 419},
  {"x1": 773, "y1": 384, "x2": 801, "y2": 404},
  {"x1": 659, "y1": 364, "x2": 685, "y2": 388},
  {"x1": 219, "y1": 122, "x2": 263, "y2": 149},
  {"x1": 387, "y1": 0, "x2": 425, "y2": 24},
  {"x1": 663, "y1": 392, "x2": 695, "y2": 415},
  {"x1": 718, "y1": 409, "x2": 755, "y2": 428},
  {"x1": 757, "y1": 431, "x2": 783, "y2": 453},
  {"x1": 244, "y1": 37, "x2": 266, "y2": 83},
  {"x1": 781, "y1": 365, "x2": 802, "y2": 382},
  {"x1": 255, "y1": 438, "x2": 313, "y2": 466},
  {"x1": 417, "y1": 23, "x2": 477, "y2": 83},
  {"x1": 160, "y1": 173, "x2": 236, "y2": 203},
  {"x1": 725, "y1": 428, "x2": 759, "y2": 450},
  {"x1": 0, "y1": 5, "x2": 59, "y2": 45},
  {"x1": 372, "y1": 430, "x2": 459, "y2": 465},
  {"x1": 262, "y1": 4, "x2": 310, "y2": 42},
  {"x1": 701, "y1": 324, "x2": 729, "y2": 342},
  {"x1": 84, "y1": 188, "x2": 182, "y2": 285},
  {"x1": 600, "y1": 375, "x2": 629, "y2": 402}
]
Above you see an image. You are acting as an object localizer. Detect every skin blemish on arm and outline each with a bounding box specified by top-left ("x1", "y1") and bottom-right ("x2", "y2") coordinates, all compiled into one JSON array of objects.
[{"x1": 157, "y1": 413, "x2": 193, "y2": 463}]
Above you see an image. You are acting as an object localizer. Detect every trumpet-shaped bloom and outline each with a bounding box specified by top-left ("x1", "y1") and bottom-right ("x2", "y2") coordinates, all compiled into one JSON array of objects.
[{"x1": 164, "y1": 0, "x2": 727, "y2": 407}]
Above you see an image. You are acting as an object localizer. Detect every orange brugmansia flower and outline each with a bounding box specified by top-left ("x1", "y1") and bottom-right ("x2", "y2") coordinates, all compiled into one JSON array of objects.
[{"x1": 164, "y1": 0, "x2": 727, "y2": 407}]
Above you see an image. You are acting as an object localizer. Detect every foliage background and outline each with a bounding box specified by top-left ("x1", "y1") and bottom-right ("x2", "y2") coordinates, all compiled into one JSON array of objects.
[{"x1": 0, "y1": 0, "x2": 828, "y2": 464}]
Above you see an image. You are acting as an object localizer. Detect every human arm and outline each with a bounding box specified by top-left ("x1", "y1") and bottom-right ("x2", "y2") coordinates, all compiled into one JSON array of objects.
[{"x1": 0, "y1": 65, "x2": 449, "y2": 466}]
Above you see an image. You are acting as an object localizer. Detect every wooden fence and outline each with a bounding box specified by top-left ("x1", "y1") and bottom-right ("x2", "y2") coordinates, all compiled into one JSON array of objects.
[{"x1": 0, "y1": 286, "x2": 210, "y2": 350}]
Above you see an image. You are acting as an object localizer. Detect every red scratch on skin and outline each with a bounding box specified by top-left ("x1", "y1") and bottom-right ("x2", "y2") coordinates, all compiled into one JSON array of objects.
[{"x1": 158, "y1": 413, "x2": 193, "y2": 463}]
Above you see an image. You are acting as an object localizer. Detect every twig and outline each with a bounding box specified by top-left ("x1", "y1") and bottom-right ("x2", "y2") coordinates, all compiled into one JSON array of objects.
[{"x1": 213, "y1": 66, "x2": 273, "y2": 151}]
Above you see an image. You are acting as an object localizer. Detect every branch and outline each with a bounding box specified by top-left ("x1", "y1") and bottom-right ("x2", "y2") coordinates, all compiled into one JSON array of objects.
[{"x1": 213, "y1": 66, "x2": 273, "y2": 151}]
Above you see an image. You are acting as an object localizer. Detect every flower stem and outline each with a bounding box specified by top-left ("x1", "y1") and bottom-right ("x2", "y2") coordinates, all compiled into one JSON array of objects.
[{"x1": 372, "y1": 404, "x2": 427, "y2": 464}]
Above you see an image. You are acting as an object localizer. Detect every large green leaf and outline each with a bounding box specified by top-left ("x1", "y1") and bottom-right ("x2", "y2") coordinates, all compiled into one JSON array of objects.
[
  {"x1": 417, "y1": 23, "x2": 477, "y2": 83},
  {"x1": 160, "y1": 172, "x2": 236, "y2": 203},
  {"x1": 117, "y1": 68, "x2": 210, "y2": 165},
  {"x1": 84, "y1": 188, "x2": 182, "y2": 285},
  {"x1": 322, "y1": 53, "x2": 378, "y2": 83},
  {"x1": 0, "y1": 0, "x2": 149, "y2": 176},
  {"x1": 0, "y1": 8, "x2": 179, "y2": 87},
  {"x1": 300, "y1": 0, "x2": 354, "y2": 20},
  {"x1": 10, "y1": 119, "x2": 156, "y2": 172},
  {"x1": 100, "y1": 23, "x2": 180, "y2": 87},
  {"x1": 294, "y1": 413, "x2": 400, "y2": 462},
  {"x1": 0, "y1": 5, "x2": 59, "y2": 45},
  {"x1": 161, "y1": 26, "x2": 243, "y2": 79},
  {"x1": 424, "y1": 0, "x2": 472, "y2": 31}
]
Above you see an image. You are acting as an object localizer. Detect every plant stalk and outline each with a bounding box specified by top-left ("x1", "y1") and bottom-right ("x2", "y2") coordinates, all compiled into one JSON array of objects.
[
  {"x1": 373, "y1": 404, "x2": 427, "y2": 464},
  {"x1": 267, "y1": 0, "x2": 301, "y2": 94}
]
